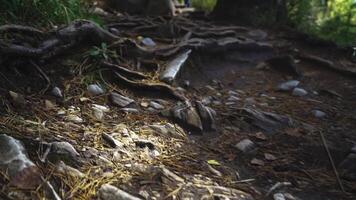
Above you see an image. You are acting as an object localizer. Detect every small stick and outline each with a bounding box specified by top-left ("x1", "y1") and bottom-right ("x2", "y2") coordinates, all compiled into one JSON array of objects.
[{"x1": 320, "y1": 131, "x2": 345, "y2": 193}]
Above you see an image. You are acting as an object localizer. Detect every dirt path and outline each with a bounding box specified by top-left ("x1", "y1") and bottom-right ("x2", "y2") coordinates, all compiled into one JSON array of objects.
[{"x1": 0, "y1": 15, "x2": 355, "y2": 199}]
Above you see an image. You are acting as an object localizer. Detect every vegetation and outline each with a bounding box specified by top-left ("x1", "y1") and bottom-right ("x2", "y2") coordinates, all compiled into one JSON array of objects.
[
  {"x1": 288, "y1": 0, "x2": 356, "y2": 45},
  {"x1": 192, "y1": 0, "x2": 217, "y2": 12},
  {"x1": 0, "y1": 0, "x2": 99, "y2": 26}
]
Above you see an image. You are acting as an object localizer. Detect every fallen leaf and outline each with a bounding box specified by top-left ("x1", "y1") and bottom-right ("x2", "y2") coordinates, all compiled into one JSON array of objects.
[{"x1": 207, "y1": 160, "x2": 221, "y2": 166}]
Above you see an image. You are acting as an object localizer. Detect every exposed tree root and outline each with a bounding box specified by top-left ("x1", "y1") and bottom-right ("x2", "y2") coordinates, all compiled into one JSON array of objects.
[
  {"x1": 114, "y1": 72, "x2": 187, "y2": 101},
  {"x1": 0, "y1": 20, "x2": 119, "y2": 60},
  {"x1": 298, "y1": 54, "x2": 356, "y2": 76},
  {"x1": 0, "y1": 24, "x2": 45, "y2": 36},
  {"x1": 101, "y1": 61, "x2": 149, "y2": 80}
]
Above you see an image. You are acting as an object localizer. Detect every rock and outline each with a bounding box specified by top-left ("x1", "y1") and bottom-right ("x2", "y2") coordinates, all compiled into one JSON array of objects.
[
  {"x1": 141, "y1": 37, "x2": 156, "y2": 47},
  {"x1": 56, "y1": 161, "x2": 84, "y2": 178},
  {"x1": 240, "y1": 108, "x2": 294, "y2": 134},
  {"x1": 250, "y1": 158, "x2": 265, "y2": 166},
  {"x1": 235, "y1": 139, "x2": 255, "y2": 153},
  {"x1": 87, "y1": 84, "x2": 104, "y2": 96},
  {"x1": 195, "y1": 101, "x2": 217, "y2": 131},
  {"x1": 149, "y1": 101, "x2": 165, "y2": 110},
  {"x1": 170, "y1": 102, "x2": 203, "y2": 132},
  {"x1": 149, "y1": 123, "x2": 186, "y2": 138},
  {"x1": 98, "y1": 184, "x2": 142, "y2": 200},
  {"x1": 102, "y1": 133, "x2": 122, "y2": 148},
  {"x1": 312, "y1": 110, "x2": 326, "y2": 118},
  {"x1": 277, "y1": 80, "x2": 300, "y2": 91},
  {"x1": 292, "y1": 88, "x2": 308, "y2": 96},
  {"x1": 339, "y1": 153, "x2": 356, "y2": 181},
  {"x1": 273, "y1": 193, "x2": 286, "y2": 200},
  {"x1": 110, "y1": 92, "x2": 134, "y2": 107},
  {"x1": 0, "y1": 134, "x2": 42, "y2": 189},
  {"x1": 9, "y1": 91, "x2": 26, "y2": 105},
  {"x1": 120, "y1": 108, "x2": 139, "y2": 113},
  {"x1": 51, "y1": 87, "x2": 63, "y2": 98},
  {"x1": 267, "y1": 55, "x2": 302, "y2": 77},
  {"x1": 160, "y1": 49, "x2": 192, "y2": 84},
  {"x1": 49, "y1": 141, "x2": 80, "y2": 165}
]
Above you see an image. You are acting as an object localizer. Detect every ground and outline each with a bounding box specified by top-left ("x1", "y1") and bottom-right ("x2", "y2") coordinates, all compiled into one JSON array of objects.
[{"x1": 0, "y1": 13, "x2": 355, "y2": 200}]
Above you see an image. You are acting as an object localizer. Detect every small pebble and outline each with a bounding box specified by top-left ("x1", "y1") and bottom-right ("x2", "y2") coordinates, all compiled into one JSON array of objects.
[
  {"x1": 312, "y1": 110, "x2": 326, "y2": 118},
  {"x1": 87, "y1": 84, "x2": 104, "y2": 96},
  {"x1": 235, "y1": 139, "x2": 255, "y2": 153},
  {"x1": 277, "y1": 80, "x2": 300, "y2": 91},
  {"x1": 292, "y1": 88, "x2": 308, "y2": 96},
  {"x1": 51, "y1": 87, "x2": 63, "y2": 98}
]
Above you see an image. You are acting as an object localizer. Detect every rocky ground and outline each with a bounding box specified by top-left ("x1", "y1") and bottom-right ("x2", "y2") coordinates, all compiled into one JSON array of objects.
[{"x1": 0, "y1": 13, "x2": 355, "y2": 200}]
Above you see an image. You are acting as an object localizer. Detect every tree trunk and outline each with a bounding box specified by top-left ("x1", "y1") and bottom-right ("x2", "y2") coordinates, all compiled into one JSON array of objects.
[{"x1": 212, "y1": 0, "x2": 287, "y2": 25}]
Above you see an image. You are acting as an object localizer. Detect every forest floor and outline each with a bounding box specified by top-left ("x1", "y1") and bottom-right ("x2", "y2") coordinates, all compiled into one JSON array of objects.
[{"x1": 0, "y1": 12, "x2": 355, "y2": 200}]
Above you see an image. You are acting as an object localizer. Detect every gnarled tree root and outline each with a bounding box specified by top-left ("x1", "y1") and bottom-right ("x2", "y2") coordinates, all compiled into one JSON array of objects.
[
  {"x1": 0, "y1": 20, "x2": 119, "y2": 60},
  {"x1": 114, "y1": 72, "x2": 187, "y2": 101}
]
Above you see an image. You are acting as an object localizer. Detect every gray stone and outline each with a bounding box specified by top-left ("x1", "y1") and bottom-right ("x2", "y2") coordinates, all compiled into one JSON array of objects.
[
  {"x1": 51, "y1": 142, "x2": 79, "y2": 157},
  {"x1": 0, "y1": 134, "x2": 42, "y2": 189},
  {"x1": 195, "y1": 101, "x2": 217, "y2": 131},
  {"x1": 120, "y1": 108, "x2": 139, "y2": 113},
  {"x1": 141, "y1": 37, "x2": 156, "y2": 47},
  {"x1": 0, "y1": 135, "x2": 35, "y2": 178},
  {"x1": 149, "y1": 101, "x2": 165, "y2": 110},
  {"x1": 51, "y1": 87, "x2": 63, "y2": 98},
  {"x1": 110, "y1": 92, "x2": 134, "y2": 107},
  {"x1": 102, "y1": 133, "x2": 122, "y2": 148},
  {"x1": 292, "y1": 88, "x2": 308, "y2": 96},
  {"x1": 277, "y1": 80, "x2": 300, "y2": 91},
  {"x1": 87, "y1": 84, "x2": 104, "y2": 96},
  {"x1": 98, "y1": 184, "x2": 142, "y2": 200},
  {"x1": 273, "y1": 193, "x2": 286, "y2": 200},
  {"x1": 312, "y1": 110, "x2": 326, "y2": 118},
  {"x1": 149, "y1": 123, "x2": 185, "y2": 138},
  {"x1": 56, "y1": 161, "x2": 84, "y2": 178},
  {"x1": 235, "y1": 139, "x2": 255, "y2": 153},
  {"x1": 170, "y1": 102, "x2": 203, "y2": 132}
]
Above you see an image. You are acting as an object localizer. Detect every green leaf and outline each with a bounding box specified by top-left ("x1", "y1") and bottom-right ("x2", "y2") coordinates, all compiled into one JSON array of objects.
[{"x1": 207, "y1": 160, "x2": 220, "y2": 166}]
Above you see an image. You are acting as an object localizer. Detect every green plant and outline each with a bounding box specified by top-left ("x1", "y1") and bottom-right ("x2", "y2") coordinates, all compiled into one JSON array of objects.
[
  {"x1": 0, "y1": 0, "x2": 99, "y2": 26},
  {"x1": 191, "y1": 0, "x2": 217, "y2": 12},
  {"x1": 87, "y1": 43, "x2": 117, "y2": 61}
]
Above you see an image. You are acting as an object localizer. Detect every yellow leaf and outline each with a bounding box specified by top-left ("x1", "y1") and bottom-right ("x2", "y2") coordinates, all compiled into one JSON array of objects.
[{"x1": 207, "y1": 160, "x2": 220, "y2": 166}]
